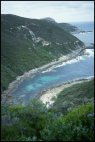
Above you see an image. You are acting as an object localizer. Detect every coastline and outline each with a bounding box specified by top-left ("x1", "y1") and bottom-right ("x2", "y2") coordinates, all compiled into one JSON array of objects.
[
  {"x1": 39, "y1": 77, "x2": 94, "y2": 107},
  {"x1": 2, "y1": 48, "x2": 85, "y2": 98},
  {"x1": 3, "y1": 46, "x2": 94, "y2": 106}
]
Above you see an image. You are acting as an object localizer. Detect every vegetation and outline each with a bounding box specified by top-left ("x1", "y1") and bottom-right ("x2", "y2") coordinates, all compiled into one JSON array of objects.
[
  {"x1": 41, "y1": 103, "x2": 94, "y2": 141},
  {"x1": 51, "y1": 79, "x2": 94, "y2": 115},
  {"x1": 1, "y1": 14, "x2": 93, "y2": 141},
  {"x1": 1, "y1": 80, "x2": 94, "y2": 141},
  {"x1": 1, "y1": 101, "x2": 94, "y2": 141},
  {"x1": 1, "y1": 14, "x2": 84, "y2": 91}
]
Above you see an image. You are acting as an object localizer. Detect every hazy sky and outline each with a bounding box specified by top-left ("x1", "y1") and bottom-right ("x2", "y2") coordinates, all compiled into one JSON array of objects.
[{"x1": 1, "y1": 1, "x2": 94, "y2": 23}]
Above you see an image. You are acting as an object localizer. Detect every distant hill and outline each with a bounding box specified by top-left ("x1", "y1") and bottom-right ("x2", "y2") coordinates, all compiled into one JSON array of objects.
[
  {"x1": 41, "y1": 17, "x2": 79, "y2": 32},
  {"x1": 58, "y1": 23, "x2": 78, "y2": 33},
  {"x1": 41, "y1": 17, "x2": 56, "y2": 23},
  {"x1": 1, "y1": 14, "x2": 84, "y2": 91}
]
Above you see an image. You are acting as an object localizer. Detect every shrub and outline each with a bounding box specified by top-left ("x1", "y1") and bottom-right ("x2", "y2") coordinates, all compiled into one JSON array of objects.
[
  {"x1": 1, "y1": 101, "x2": 94, "y2": 141},
  {"x1": 41, "y1": 103, "x2": 94, "y2": 141}
]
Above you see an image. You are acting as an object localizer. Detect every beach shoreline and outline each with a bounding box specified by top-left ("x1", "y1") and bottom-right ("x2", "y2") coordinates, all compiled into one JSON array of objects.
[
  {"x1": 39, "y1": 77, "x2": 94, "y2": 107},
  {"x1": 2, "y1": 48, "x2": 84, "y2": 96},
  {"x1": 3, "y1": 46, "x2": 94, "y2": 105}
]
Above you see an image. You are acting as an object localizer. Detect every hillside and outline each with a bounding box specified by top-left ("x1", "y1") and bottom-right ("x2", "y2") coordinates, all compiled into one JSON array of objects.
[
  {"x1": 1, "y1": 79, "x2": 94, "y2": 141},
  {"x1": 1, "y1": 14, "x2": 84, "y2": 91},
  {"x1": 51, "y1": 79, "x2": 94, "y2": 115},
  {"x1": 42, "y1": 17, "x2": 79, "y2": 33},
  {"x1": 58, "y1": 23, "x2": 78, "y2": 33}
]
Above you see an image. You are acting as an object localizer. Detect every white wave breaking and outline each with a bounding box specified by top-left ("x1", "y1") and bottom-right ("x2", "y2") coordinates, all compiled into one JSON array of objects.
[
  {"x1": 85, "y1": 49, "x2": 94, "y2": 57},
  {"x1": 42, "y1": 49, "x2": 94, "y2": 73}
]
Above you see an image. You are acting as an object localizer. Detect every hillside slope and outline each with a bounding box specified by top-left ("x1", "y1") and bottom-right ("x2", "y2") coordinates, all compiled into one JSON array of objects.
[
  {"x1": 58, "y1": 23, "x2": 78, "y2": 32},
  {"x1": 1, "y1": 14, "x2": 84, "y2": 91},
  {"x1": 51, "y1": 79, "x2": 94, "y2": 115},
  {"x1": 1, "y1": 79, "x2": 94, "y2": 141}
]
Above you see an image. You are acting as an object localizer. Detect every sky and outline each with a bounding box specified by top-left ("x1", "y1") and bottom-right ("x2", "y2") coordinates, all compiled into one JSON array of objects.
[{"x1": 1, "y1": 1, "x2": 94, "y2": 23}]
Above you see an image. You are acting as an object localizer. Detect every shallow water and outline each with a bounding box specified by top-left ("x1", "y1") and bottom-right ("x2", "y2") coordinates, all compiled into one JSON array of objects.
[
  {"x1": 11, "y1": 22, "x2": 94, "y2": 104},
  {"x1": 11, "y1": 49, "x2": 94, "y2": 104}
]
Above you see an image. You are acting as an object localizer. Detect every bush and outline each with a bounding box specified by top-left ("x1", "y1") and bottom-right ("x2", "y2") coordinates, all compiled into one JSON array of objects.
[
  {"x1": 1, "y1": 101, "x2": 94, "y2": 141},
  {"x1": 41, "y1": 103, "x2": 94, "y2": 141},
  {"x1": 1, "y1": 99, "x2": 50, "y2": 141}
]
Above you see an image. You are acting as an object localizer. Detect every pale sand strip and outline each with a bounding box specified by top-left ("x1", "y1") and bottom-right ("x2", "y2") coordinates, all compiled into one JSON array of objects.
[
  {"x1": 40, "y1": 78, "x2": 93, "y2": 107},
  {"x1": 2, "y1": 48, "x2": 83, "y2": 98}
]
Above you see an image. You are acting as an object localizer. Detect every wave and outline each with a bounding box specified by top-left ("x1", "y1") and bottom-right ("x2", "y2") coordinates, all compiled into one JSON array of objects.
[
  {"x1": 85, "y1": 49, "x2": 94, "y2": 57},
  {"x1": 42, "y1": 49, "x2": 94, "y2": 73}
]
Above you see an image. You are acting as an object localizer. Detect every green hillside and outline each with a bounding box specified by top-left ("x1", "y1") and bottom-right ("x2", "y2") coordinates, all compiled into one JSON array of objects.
[
  {"x1": 1, "y1": 80, "x2": 94, "y2": 141},
  {"x1": 51, "y1": 79, "x2": 94, "y2": 115},
  {"x1": 1, "y1": 14, "x2": 84, "y2": 91}
]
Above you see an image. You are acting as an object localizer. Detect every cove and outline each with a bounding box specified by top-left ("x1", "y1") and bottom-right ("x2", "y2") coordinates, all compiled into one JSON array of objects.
[
  {"x1": 9, "y1": 22, "x2": 94, "y2": 105},
  {"x1": 11, "y1": 49, "x2": 94, "y2": 105}
]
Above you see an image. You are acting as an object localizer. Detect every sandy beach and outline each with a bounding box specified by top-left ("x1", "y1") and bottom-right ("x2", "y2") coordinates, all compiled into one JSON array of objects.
[
  {"x1": 1, "y1": 47, "x2": 94, "y2": 106},
  {"x1": 2, "y1": 48, "x2": 84, "y2": 99},
  {"x1": 40, "y1": 77, "x2": 93, "y2": 107}
]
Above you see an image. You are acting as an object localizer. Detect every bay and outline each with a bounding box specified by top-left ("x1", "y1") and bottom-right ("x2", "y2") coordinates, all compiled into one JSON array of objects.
[{"x1": 10, "y1": 22, "x2": 94, "y2": 104}]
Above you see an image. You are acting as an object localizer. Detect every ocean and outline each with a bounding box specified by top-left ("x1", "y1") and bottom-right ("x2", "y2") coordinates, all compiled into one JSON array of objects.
[
  {"x1": 71, "y1": 21, "x2": 94, "y2": 46},
  {"x1": 9, "y1": 22, "x2": 94, "y2": 104}
]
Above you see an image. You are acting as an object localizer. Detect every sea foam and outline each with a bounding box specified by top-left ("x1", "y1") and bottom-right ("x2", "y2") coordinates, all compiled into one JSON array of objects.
[{"x1": 42, "y1": 49, "x2": 94, "y2": 73}]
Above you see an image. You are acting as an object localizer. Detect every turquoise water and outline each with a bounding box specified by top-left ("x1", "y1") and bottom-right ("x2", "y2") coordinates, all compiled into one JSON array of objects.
[
  {"x1": 11, "y1": 22, "x2": 94, "y2": 104},
  {"x1": 12, "y1": 50, "x2": 94, "y2": 104}
]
